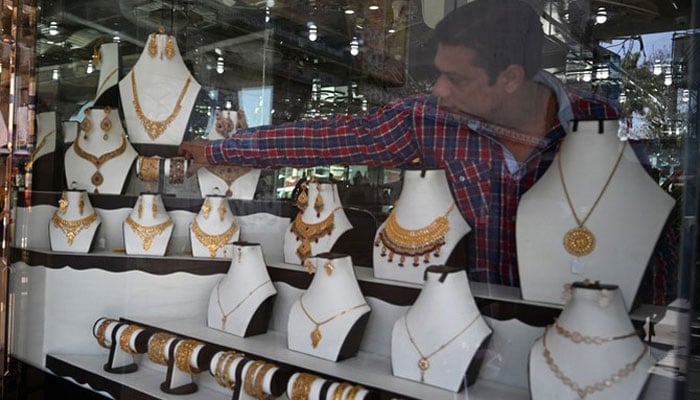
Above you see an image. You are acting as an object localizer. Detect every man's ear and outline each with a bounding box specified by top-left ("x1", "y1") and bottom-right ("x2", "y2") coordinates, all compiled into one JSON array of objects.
[{"x1": 498, "y1": 64, "x2": 525, "y2": 93}]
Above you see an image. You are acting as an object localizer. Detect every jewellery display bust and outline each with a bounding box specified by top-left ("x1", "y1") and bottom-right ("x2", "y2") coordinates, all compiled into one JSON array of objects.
[
  {"x1": 373, "y1": 169, "x2": 471, "y2": 284},
  {"x1": 391, "y1": 265, "x2": 491, "y2": 391},
  {"x1": 529, "y1": 282, "x2": 652, "y2": 399},
  {"x1": 64, "y1": 108, "x2": 138, "y2": 194},
  {"x1": 284, "y1": 181, "x2": 353, "y2": 265},
  {"x1": 94, "y1": 42, "x2": 120, "y2": 104},
  {"x1": 123, "y1": 193, "x2": 174, "y2": 256},
  {"x1": 287, "y1": 253, "x2": 371, "y2": 362},
  {"x1": 517, "y1": 120, "x2": 675, "y2": 309},
  {"x1": 33, "y1": 112, "x2": 57, "y2": 163},
  {"x1": 118, "y1": 33, "x2": 201, "y2": 145},
  {"x1": 196, "y1": 166, "x2": 261, "y2": 200},
  {"x1": 206, "y1": 242, "x2": 277, "y2": 337},
  {"x1": 189, "y1": 195, "x2": 240, "y2": 258},
  {"x1": 49, "y1": 190, "x2": 101, "y2": 253}
]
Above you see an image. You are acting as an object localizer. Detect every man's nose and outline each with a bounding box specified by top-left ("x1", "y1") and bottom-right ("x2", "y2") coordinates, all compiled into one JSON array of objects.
[{"x1": 431, "y1": 75, "x2": 449, "y2": 98}]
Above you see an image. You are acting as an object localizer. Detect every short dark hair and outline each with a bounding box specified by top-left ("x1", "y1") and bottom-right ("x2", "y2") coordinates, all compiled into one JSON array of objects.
[{"x1": 435, "y1": 0, "x2": 544, "y2": 82}]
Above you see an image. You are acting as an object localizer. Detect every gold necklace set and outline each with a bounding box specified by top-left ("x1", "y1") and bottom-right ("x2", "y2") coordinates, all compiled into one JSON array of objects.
[
  {"x1": 558, "y1": 142, "x2": 627, "y2": 257},
  {"x1": 299, "y1": 295, "x2": 368, "y2": 349},
  {"x1": 542, "y1": 323, "x2": 647, "y2": 399},
  {"x1": 375, "y1": 202, "x2": 455, "y2": 267},
  {"x1": 216, "y1": 279, "x2": 271, "y2": 330},
  {"x1": 130, "y1": 69, "x2": 192, "y2": 140},
  {"x1": 125, "y1": 214, "x2": 173, "y2": 251},
  {"x1": 72, "y1": 134, "x2": 128, "y2": 192},
  {"x1": 191, "y1": 218, "x2": 238, "y2": 258},
  {"x1": 290, "y1": 207, "x2": 341, "y2": 262},
  {"x1": 51, "y1": 212, "x2": 98, "y2": 246},
  {"x1": 204, "y1": 165, "x2": 249, "y2": 197}
]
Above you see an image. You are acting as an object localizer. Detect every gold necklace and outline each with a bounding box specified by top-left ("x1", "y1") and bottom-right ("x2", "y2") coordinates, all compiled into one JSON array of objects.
[
  {"x1": 542, "y1": 325, "x2": 647, "y2": 399},
  {"x1": 299, "y1": 295, "x2": 368, "y2": 349},
  {"x1": 554, "y1": 321, "x2": 637, "y2": 345},
  {"x1": 26, "y1": 131, "x2": 55, "y2": 170},
  {"x1": 72, "y1": 134, "x2": 128, "y2": 193},
  {"x1": 404, "y1": 312, "x2": 479, "y2": 383},
  {"x1": 204, "y1": 165, "x2": 250, "y2": 197},
  {"x1": 51, "y1": 212, "x2": 98, "y2": 246},
  {"x1": 96, "y1": 68, "x2": 118, "y2": 97},
  {"x1": 125, "y1": 214, "x2": 173, "y2": 251},
  {"x1": 191, "y1": 218, "x2": 238, "y2": 257},
  {"x1": 375, "y1": 202, "x2": 455, "y2": 267},
  {"x1": 290, "y1": 207, "x2": 341, "y2": 262},
  {"x1": 558, "y1": 142, "x2": 626, "y2": 257},
  {"x1": 216, "y1": 279, "x2": 271, "y2": 330},
  {"x1": 130, "y1": 69, "x2": 192, "y2": 140}
]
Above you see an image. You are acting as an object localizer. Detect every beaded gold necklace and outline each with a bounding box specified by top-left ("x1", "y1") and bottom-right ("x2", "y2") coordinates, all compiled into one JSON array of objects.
[
  {"x1": 375, "y1": 202, "x2": 455, "y2": 267},
  {"x1": 72, "y1": 134, "x2": 128, "y2": 193},
  {"x1": 51, "y1": 212, "x2": 98, "y2": 246},
  {"x1": 125, "y1": 214, "x2": 173, "y2": 251},
  {"x1": 130, "y1": 69, "x2": 192, "y2": 140},
  {"x1": 191, "y1": 218, "x2": 238, "y2": 258},
  {"x1": 290, "y1": 207, "x2": 341, "y2": 262}
]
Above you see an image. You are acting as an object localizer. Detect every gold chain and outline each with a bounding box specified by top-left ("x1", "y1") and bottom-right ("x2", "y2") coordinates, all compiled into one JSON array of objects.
[
  {"x1": 191, "y1": 218, "x2": 238, "y2": 257},
  {"x1": 26, "y1": 130, "x2": 55, "y2": 170},
  {"x1": 130, "y1": 69, "x2": 192, "y2": 140},
  {"x1": 375, "y1": 202, "x2": 455, "y2": 267},
  {"x1": 558, "y1": 142, "x2": 627, "y2": 257},
  {"x1": 72, "y1": 134, "x2": 128, "y2": 192},
  {"x1": 299, "y1": 295, "x2": 368, "y2": 349},
  {"x1": 96, "y1": 68, "x2": 118, "y2": 97},
  {"x1": 51, "y1": 212, "x2": 98, "y2": 246},
  {"x1": 542, "y1": 325, "x2": 648, "y2": 399},
  {"x1": 289, "y1": 207, "x2": 341, "y2": 262},
  {"x1": 125, "y1": 214, "x2": 173, "y2": 251},
  {"x1": 404, "y1": 312, "x2": 480, "y2": 383},
  {"x1": 216, "y1": 279, "x2": 271, "y2": 330},
  {"x1": 554, "y1": 321, "x2": 637, "y2": 345}
]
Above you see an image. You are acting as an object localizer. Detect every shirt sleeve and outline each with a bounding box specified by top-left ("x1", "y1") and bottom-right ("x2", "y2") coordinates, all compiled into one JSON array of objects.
[{"x1": 205, "y1": 96, "x2": 424, "y2": 169}]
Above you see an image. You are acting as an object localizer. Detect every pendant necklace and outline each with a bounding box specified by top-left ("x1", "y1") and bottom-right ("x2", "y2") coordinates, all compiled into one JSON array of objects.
[
  {"x1": 72, "y1": 134, "x2": 128, "y2": 193},
  {"x1": 125, "y1": 214, "x2": 173, "y2": 250},
  {"x1": 558, "y1": 141, "x2": 626, "y2": 257},
  {"x1": 191, "y1": 218, "x2": 239, "y2": 257},
  {"x1": 51, "y1": 212, "x2": 98, "y2": 246},
  {"x1": 216, "y1": 279, "x2": 271, "y2": 330},
  {"x1": 299, "y1": 295, "x2": 368, "y2": 349},
  {"x1": 290, "y1": 207, "x2": 342, "y2": 262},
  {"x1": 404, "y1": 312, "x2": 480, "y2": 383}
]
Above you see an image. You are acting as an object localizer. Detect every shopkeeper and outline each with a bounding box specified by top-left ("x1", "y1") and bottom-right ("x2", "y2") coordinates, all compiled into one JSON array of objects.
[{"x1": 180, "y1": 0, "x2": 677, "y2": 305}]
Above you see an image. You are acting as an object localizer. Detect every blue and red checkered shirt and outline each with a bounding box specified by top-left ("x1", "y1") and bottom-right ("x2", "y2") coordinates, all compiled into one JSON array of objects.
[{"x1": 206, "y1": 74, "x2": 677, "y2": 305}]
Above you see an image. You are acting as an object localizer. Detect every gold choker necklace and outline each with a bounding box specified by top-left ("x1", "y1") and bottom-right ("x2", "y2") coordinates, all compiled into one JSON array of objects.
[
  {"x1": 375, "y1": 202, "x2": 455, "y2": 267},
  {"x1": 191, "y1": 218, "x2": 238, "y2": 257},
  {"x1": 204, "y1": 166, "x2": 250, "y2": 197},
  {"x1": 216, "y1": 279, "x2": 271, "y2": 330},
  {"x1": 299, "y1": 295, "x2": 368, "y2": 349},
  {"x1": 558, "y1": 142, "x2": 626, "y2": 257},
  {"x1": 51, "y1": 212, "x2": 98, "y2": 246},
  {"x1": 72, "y1": 134, "x2": 128, "y2": 193},
  {"x1": 290, "y1": 207, "x2": 341, "y2": 262},
  {"x1": 125, "y1": 214, "x2": 173, "y2": 250},
  {"x1": 130, "y1": 69, "x2": 192, "y2": 140}
]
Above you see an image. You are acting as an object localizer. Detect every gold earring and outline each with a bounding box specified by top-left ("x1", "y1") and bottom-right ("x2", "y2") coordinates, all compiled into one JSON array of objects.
[
  {"x1": 81, "y1": 109, "x2": 92, "y2": 140},
  {"x1": 297, "y1": 183, "x2": 308, "y2": 211},
  {"x1": 92, "y1": 44, "x2": 101, "y2": 67},
  {"x1": 165, "y1": 36, "x2": 175, "y2": 59},
  {"x1": 100, "y1": 106, "x2": 112, "y2": 140},
  {"x1": 201, "y1": 198, "x2": 211, "y2": 219},
  {"x1": 218, "y1": 201, "x2": 226, "y2": 222},
  {"x1": 59, "y1": 193, "x2": 68, "y2": 215},
  {"x1": 598, "y1": 288, "x2": 610, "y2": 308},
  {"x1": 152, "y1": 201, "x2": 158, "y2": 218},
  {"x1": 324, "y1": 261, "x2": 334, "y2": 276},
  {"x1": 78, "y1": 195, "x2": 85, "y2": 216},
  {"x1": 314, "y1": 184, "x2": 324, "y2": 218},
  {"x1": 138, "y1": 200, "x2": 143, "y2": 219},
  {"x1": 304, "y1": 259, "x2": 315, "y2": 275},
  {"x1": 148, "y1": 33, "x2": 158, "y2": 57}
]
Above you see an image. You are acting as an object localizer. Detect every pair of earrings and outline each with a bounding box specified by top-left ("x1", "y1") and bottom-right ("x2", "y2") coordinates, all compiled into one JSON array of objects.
[
  {"x1": 561, "y1": 281, "x2": 610, "y2": 308},
  {"x1": 296, "y1": 181, "x2": 324, "y2": 217},
  {"x1": 214, "y1": 110, "x2": 235, "y2": 137},
  {"x1": 59, "y1": 193, "x2": 86, "y2": 215},
  {"x1": 201, "y1": 198, "x2": 227, "y2": 222},
  {"x1": 302, "y1": 259, "x2": 334, "y2": 276},
  {"x1": 80, "y1": 107, "x2": 112, "y2": 141},
  {"x1": 148, "y1": 26, "x2": 175, "y2": 59},
  {"x1": 137, "y1": 199, "x2": 158, "y2": 219}
]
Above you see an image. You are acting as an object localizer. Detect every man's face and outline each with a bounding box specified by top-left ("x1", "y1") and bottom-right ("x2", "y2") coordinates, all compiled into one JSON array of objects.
[{"x1": 432, "y1": 44, "x2": 504, "y2": 120}]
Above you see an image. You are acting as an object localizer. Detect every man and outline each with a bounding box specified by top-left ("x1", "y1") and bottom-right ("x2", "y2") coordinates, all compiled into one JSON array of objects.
[{"x1": 180, "y1": 0, "x2": 676, "y2": 305}]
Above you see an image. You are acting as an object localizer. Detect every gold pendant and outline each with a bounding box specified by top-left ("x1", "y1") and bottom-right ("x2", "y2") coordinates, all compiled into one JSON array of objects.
[
  {"x1": 66, "y1": 232, "x2": 76, "y2": 246},
  {"x1": 310, "y1": 326, "x2": 322, "y2": 348},
  {"x1": 91, "y1": 171, "x2": 104, "y2": 187},
  {"x1": 221, "y1": 315, "x2": 227, "y2": 330},
  {"x1": 418, "y1": 357, "x2": 430, "y2": 382},
  {"x1": 563, "y1": 226, "x2": 595, "y2": 257}
]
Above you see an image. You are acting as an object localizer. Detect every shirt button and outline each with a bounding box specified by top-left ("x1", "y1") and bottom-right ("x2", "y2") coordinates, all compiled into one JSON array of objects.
[{"x1": 459, "y1": 176, "x2": 466, "y2": 182}]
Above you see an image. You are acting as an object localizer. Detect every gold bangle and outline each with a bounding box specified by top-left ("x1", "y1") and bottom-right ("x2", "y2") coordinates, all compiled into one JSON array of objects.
[
  {"x1": 346, "y1": 385, "x2": 364, "y2": 400},
  {"x1": 244, "y1": 360, "x2": 266, "y2": 397},
  {"x1": 331, "y1": 382, "x2": 350, "y2": 400},
  {"x1": 95, "y1": 318, "x2": 116, "y2": 349},
  {"x1": 147, "y1": 332, "x2": 175, "y2": 365},
  {"x1": 215, "y1": 351, "x2": 243, "y2": 389},
  {"x1": 291, "y1": 373, "x2": 317, "y2": 400},
  {"x1": 118, "y1": 324, "x2": 142, "y2": 354},
  {"x1": 175, "y1": 339, "x2": 203, "y2": 374},
  {"x1": 139, "y1": 156, "x2": 161, "y2": 182},
  {"x1": 168, "y1": 157, "x2": 186, "y2": 185},
  {"x1": 222, "y1": 352, "x2": 243, "y2": 389},
  {"x1": 254, "y1": 362, "x2": 276, "y2": 399}
]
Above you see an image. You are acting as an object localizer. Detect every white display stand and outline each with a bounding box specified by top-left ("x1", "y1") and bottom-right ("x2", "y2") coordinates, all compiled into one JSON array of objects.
[
  {"x1": 287, "y1": 254, "x2": 371, "y2": 361},
  {"x1": 374, "y1": 169, "x2": 470, "y2": 284},
  {"x1": 95, "y1": 43, "x2": 120, "y2": 101},
  {"x1": 162, "y1": 339, "x2": 204, "y2": 394},
  {"x1": 189, "y1": 196, "x2": 240, "y2": 258},
  {"x1": 517, "y1": 120, "x2": 675, "y2": 309},
  {"x1": 391, "y1": 266, "x2": 491, "y2": 392},
  {"x1": 64, "y1": 108, "x2": 138, "y2": 194},
  {"x1": 530, "y1": 282, "x2": 653, "y2": 399},
  {"x1": 62, "y1": 120, "x2": 78, "y2": 143},
  {"x1": 33, "y1": 111, "x2": 57, "y2": 162},
  {"x1": 284, "y1": 182, "x2": 353, "y2": 265},
  {"x1": 118, "y1": 33, "x2": 201, "y2": 145},
  {"x1": 207, "y1": 242, "x2": 277, "y2": 337},
  {"x1": 49, "y1": 190, "x2": 101, "y2": 253},
  {"x1": 123, "y1": 193, "x2": 174, "y2": 256},
  {"x1": 196, "y1": 166, "x2": 261, "y2": 200}
]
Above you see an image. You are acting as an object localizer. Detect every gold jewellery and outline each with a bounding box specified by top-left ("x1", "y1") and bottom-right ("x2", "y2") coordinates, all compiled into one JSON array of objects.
[
  {"x1": 125, "y1": 215, "x2": 173, "y2": 251},
  {"x1": 175, "y1": 339, "x2": 204, "y2": 375},
  {"x1": 130, "y1": 69, "x2": 192, "y2": 140},
  {"x1": 291, "y1": 373, "x2": 318, "y2": 400},
  {"x1": 554, "y1": 321, "x2": 637, "y2": 345},
  {"x1": 253, "y1": 362, "x2": 276, "y2": 400},
  {"x1": 290, "y1": 207, "x2": 341, "y2": 263},
  {"x1": 216, "y1": 279, "x2": 271, "y2": 330},
  {"x1": 375, "y1": 202, "x2": 455, "y2": 267},
  {"x1": 147, "y1": 332, "x2": 176, "y2": 365},
  {"x1": 331, "y1": 382, "x2": 350, "y2": 400},
  {"x1": 96, "y1": 68, "x2": 118, "y2": 98},
  {"x1": 25, "y1": 130, "x2": 55, "y2": 171},
  {"x1": 149, "y1": 26, "x2": 175, "y2": 59},
  {"x1": 72, "y1": 134, "x2": 128, "y2": 192},
  {"x1": 243, "y1": 360, "x2": 266, "y2": 398},
  {"x1": 214, "y1": 351, "x2": 244, "y2": 389},
  {"x1": 51, "y1": 212, "x2": 98, "y2": 246},
  {"x1": 191, "y1": 219, "x2": 238, "y2": 258},
  {"x1": 542, "y1": 325, "x2": 648, "y2": 399},
  {"x1": 405, "y1": 312, "x2": 480, "y2": 383},
  {"x1": 204, "y1": 165, "x2": 250, "y2": 197},
  {"x1": 119, "y1": 324, "x2": 143, "y2": 354},
  {"x1": 299, "y1": 296, "x2": 368, "y2": 349},
  {"x1": 558, "y1": 142, "x2": 627, "y2": 257},
  {"x1": 95, "y1": 318, "x2": 117, "y2": 349}
]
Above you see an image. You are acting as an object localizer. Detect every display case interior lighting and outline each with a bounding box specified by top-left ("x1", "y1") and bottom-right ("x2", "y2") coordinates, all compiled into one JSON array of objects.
[
  {"x1": 48, "y1": 21, "x2": 59, "y2": 36},
  {"x1": 368, "y1": 4, "x2": 379, "y2": 10},
  {"x1": 307, "y1": 22, "x2": 318, "y2": 42},
  {"x1": 595, "y1": 7, "x2": 607, "y2": 24},
  {"x1": 345, "y1": 9, "x2": 355, "y2": 15}
]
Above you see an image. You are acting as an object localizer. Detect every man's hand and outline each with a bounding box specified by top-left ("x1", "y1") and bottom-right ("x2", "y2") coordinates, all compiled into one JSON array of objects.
[{"x1": 178, "y1": 139, "x2": 210, "y2": 177}]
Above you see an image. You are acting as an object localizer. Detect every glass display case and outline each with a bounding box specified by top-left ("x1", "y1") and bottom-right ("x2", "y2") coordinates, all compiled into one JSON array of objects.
[{"x1": 0, "y1": 0, "x2": 697, "y2": 399}]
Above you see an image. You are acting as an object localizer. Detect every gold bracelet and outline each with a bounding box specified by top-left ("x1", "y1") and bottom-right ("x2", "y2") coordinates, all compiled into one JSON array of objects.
[
  {"x1": 222, "y1": 352, "x2": 244, "y2": 389},
  {"x1": 118, "y1": 324, "x2": 142, "y2": 354},
  {"x1": 138, "y1": 156, "x2": 161, "y2": 182},
  {"x1": 254, "y1": 362, "x2": 276, "y2": 399},
  {"x1": 346, "y1": 385, "x2": 364, "y2": 400},
  {"x1": 215, "y1": 351, "x2": 244, "y2": 389},
  {"x1": 244, "y1": 360, "x2": 266, "y2": 397},
  {"x1": 175, "y1": 339, "x2": 203, "y2": 374},
  {"x1": 147, "y1": 332, "x2": 175, "y2": 365},
  {"x1": 95, "y1": 318, "x2": 116, "y2": 349},
  {"x1": 291, "y1": 373, "x2": 317, "y2": 400},
  {"x1": 168, "y1": 157, "x2": 186, "y2": 185},
  {"x1": 331, "y1": 382, "x2": 350, "y2": 400}
]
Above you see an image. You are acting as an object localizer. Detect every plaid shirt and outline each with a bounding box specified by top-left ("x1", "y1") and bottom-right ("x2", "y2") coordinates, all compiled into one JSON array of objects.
[{"x1": 207, "y1": 74, "x2": 677, "y2": 305}]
